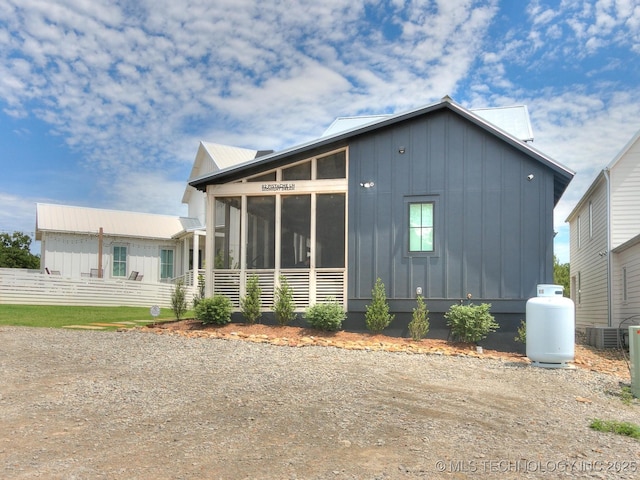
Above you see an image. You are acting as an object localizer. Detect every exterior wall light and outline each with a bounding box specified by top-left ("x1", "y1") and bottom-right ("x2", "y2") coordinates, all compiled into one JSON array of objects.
[
  {"x1": 398, "y1": 146, "x2": 406, "y2": 154},
  {"x1": 359, "y1": 181, "x2": 375, "y2": 188}
]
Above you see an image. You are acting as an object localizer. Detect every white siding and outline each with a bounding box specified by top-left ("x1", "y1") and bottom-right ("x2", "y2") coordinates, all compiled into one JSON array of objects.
[
  {"x1": 41, "y1": 232, "x2": 182, "y2": 282},
  {"x1": 569, "y1": 178, "x2": 609, "y2": 330},
  {"x1": 610, "y1": 136, "x2": 640, "y2": 248},
  {"x1": 612, "y1": 242, "x2": 640, "y2": 329}
]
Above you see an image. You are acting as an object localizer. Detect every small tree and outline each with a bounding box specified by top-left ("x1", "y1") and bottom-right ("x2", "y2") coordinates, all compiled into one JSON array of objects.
[
  {"x1": 274, "y1": 275, "x2": 296, "y2": 326},
  {"x1": 195, "y1": 295, "x2": 233, "y2": 325},
  {"x1": 192, "y1": 274, "x2": 205, "y2": 308},
  {"x1": 408, "y1": 295, "x2": 430, "y2": 341},
  {"x1": 514, "y1": 320, "x2": 526, "y2": 343},
  {"x1": 171, "y1": 279, "x2": 188, "y2": 320},
  {"x1": 445, "y1": 302, "x2": 499, "y2": 344},
  {"x1": 365, "y1": 278, "x2": 394, "y2": 334},
  {"x1": 241, "y1": 274, "x2": 262, "y2": 324}
]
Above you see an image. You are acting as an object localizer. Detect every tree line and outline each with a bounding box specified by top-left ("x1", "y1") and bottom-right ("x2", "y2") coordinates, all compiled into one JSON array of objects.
[{"x1": 0, "y1": 232, "x2": 40, "y2": 269}]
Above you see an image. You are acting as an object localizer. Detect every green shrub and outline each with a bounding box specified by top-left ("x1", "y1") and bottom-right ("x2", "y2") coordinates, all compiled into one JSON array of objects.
[
  {"x1": 241, "y1": 274, "x2": 262, "y2": 324},
  {"x1": 445, "y1": 302, "x2": 498, "y2": 343},
  {"x1": 408, "y1": 295, "x2": 429, "y2": 341},
  {"x1": 365, "y1": 278, "x2": 394, "y2": 334},
  {"x1": 195, "y1": 295, "x2": 233, "y2": 325},
  {"x1": 171, "y1": 279, "x2": 188, "y2": 320},
  {"x1": 514, "y1": 319, "x2": 526, "y2": 343},
  {"x1": 274, "y1": 276, "x2": 296, "y2": 326},
  {"x1": 305, "y1": 297, "x2": 346, "y2": 331}
]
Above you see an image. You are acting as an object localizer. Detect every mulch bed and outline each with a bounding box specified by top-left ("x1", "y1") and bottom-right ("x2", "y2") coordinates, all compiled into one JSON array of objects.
[{"x1": 143, "y1": 319, "x2": 632, "y2": 381}]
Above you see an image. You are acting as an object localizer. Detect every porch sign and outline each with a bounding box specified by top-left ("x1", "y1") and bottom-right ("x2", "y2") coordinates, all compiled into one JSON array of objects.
[{"x1": 261, "y1": 183, "x2": 295, "y2": 192}]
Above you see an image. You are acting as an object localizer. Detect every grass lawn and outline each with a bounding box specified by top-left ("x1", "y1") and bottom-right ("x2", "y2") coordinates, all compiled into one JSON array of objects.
[{"x1": 0, "y1": 304, "x2": 193, "y2": 330}]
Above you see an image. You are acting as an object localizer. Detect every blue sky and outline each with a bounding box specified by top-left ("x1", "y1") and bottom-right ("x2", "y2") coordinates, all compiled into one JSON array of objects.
[{"x1": 1, "y1": 0, "x2": 640, "y2": 263}]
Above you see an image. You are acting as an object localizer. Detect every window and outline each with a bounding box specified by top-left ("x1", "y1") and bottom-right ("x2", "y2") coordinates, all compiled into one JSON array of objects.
[
  {"x1": 112, "y1": 246, "x2": 127, "y2": 277},
  {"x1": 282, "y1": 161, "x2": 311, "y2": 180},
  {"x1": 409, "y1": 202, "x2": 434, "y2": 252},
  {"x1": 160, "y1": 249, "x2": 174, "y2": 280},
  {"x1": 316, "y1": 151, "x2": 346, "y2": 179},
  {"x1": 281, "y1": 195, "x2": 311, "y2": 268},
  {"x1": 247, "y1": 172, "x2": 276, "y2": 182}
]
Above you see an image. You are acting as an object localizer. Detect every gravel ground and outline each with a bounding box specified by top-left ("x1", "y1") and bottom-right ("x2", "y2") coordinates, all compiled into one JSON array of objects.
[{"x1": 1, "y1": 326, "x2": 639, "y2": 479}]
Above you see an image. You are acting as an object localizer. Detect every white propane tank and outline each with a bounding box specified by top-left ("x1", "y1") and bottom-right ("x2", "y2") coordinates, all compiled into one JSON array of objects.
[{"x1": 526, "y1": 284, "x2": 575, "y2": 368}]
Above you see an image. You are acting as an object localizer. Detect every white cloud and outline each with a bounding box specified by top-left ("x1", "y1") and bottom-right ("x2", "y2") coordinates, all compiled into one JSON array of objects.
[
  {"x1": 0, "y1": 193, "x2": 38, "y2": 237},
  {"x1": 1, "y1": 0, "x2": 639, "y2": 272}
]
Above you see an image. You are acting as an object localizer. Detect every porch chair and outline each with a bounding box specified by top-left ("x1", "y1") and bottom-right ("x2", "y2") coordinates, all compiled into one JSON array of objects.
[{"x1": 128, "y1": 271, "x2": 139, "y2": 281}]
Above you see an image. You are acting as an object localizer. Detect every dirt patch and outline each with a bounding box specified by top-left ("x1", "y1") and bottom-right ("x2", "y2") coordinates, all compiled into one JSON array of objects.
[{"x1": 145, "y1": 319, "x2": 631, "y2": 381}]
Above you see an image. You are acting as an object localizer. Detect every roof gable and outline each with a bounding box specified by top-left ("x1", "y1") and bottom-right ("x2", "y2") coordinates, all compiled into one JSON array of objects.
[{"x1": 190, "y1": 97, "x2": 574, "y2": 204}]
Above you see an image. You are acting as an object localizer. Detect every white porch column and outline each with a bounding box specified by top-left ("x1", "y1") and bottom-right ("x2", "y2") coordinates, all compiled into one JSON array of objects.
[
  {"x1": 182, "y1": 237, "x2": 189, "y2": 279},
  {"x1": 205, "y1": 189, "x2": 215, "y2": 297},
  {"x1": 192, "y1": 232, "x2": 200, "y2": 292}
]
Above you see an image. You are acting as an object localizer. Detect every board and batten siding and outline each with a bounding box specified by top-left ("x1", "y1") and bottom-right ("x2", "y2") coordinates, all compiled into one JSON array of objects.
[
  {"x1": 610, "y1": 137, "x2": 640, "y2": 249},
  {"x1": 568, "y1": 178, "x2": 609, "y2": 330},
  {"x1": 348, "y1": 109, "x2": 556, "y2": 312},
  {"x1": 40, "y1": 232, "x2": 183, "y2": 282}
]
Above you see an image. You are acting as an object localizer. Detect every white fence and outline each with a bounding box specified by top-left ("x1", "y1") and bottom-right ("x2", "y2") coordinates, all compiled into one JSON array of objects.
[{"x1": 0, "y1": 268, "x2": 177, "y2": 308}]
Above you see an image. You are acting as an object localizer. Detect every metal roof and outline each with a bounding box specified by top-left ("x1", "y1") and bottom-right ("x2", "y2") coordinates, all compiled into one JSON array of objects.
[
  {"x1": 322, "y1": 105, "x2": 534, "y2": 142},
  {"x1": 190, "y1": 97, "x2": 574, "y2": 205},
  {"x1": 36, "y1": 203, "x2": 202, "y2": 241}
]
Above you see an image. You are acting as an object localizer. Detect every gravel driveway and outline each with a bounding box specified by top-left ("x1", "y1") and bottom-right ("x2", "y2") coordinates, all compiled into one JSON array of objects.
[{"x1": 1, "y1": 326, "x2": 639, "y2": 479}]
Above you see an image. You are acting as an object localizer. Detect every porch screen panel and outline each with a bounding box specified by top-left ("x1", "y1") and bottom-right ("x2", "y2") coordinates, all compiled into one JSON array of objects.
[
  {"x1": 316, "y1": 193, "x2": 345, "y2": 268},
  {"x1": 316, "y1": 151, "x2": 346, "y2": 179},
  {"x1": 247, "y1": 196, "x2": 275, "y2": 269},
  {"x1": 281, "y1": 195, "x2": 311, "y2": 268},
  {"x1": 214, "y1": 197, "x2": 241, "y2": 269}
]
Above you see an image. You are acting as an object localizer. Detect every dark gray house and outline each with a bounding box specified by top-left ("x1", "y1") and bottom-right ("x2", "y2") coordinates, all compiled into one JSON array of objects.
[{"x1": 190, "y1": 97, "x2": 574, "y2": 337}]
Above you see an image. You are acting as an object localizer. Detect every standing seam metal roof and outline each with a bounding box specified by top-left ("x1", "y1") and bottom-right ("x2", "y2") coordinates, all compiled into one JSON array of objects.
[{"x1": 35, "y1": 203, "x2": 202, "y2": 241}]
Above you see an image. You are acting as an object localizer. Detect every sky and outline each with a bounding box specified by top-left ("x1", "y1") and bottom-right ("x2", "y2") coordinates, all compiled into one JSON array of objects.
[{"x1": 1, "y1": 0, "x2": 640, "y2": 263}]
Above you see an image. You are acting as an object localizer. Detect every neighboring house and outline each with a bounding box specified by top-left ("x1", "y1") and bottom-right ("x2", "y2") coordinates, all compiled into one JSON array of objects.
[
  {"x1": 566, "y1": 129, "x2": 640, "y2": 346},
  {"x1": 35, "y1": 142, "x2": 272, "y2": 286},
  {"x1": 36, "y1": 203, "x2": 202, "y2": 283},
  {"x1": 190, "y1": 96, "x2": 574, "y2": 333}
]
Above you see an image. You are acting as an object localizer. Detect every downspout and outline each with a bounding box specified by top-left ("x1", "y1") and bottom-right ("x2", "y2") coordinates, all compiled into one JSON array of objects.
[{"x1": 604, "y1": 168, "x2": 612, "y2": 327}]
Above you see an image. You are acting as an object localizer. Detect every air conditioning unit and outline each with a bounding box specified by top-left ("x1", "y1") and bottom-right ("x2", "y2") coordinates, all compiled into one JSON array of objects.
[{"x1": 585, "y1": 327, "x2": 629, "y2": 349}]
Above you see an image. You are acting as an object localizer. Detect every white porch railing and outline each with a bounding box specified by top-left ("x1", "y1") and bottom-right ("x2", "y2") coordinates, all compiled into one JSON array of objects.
[
  {"x1": 0, "y1": 268, "x2": 176, "y2": 308},
  {"x1": 212, "y1": 269, "x2": 346, "y2": 311},
  {"x1": 171, "y1": 269, "x2": 206, "y2": 287}
]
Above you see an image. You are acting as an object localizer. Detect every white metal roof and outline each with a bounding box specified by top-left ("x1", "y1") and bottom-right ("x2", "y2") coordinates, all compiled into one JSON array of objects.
[
  {"x1": 471, "y1": 105, "x2": 534, "y2": 142},
  {"x1": 36, "y1": 203, "x2": 202, "y2": 240},
  {"x1": 322, "y1": 105, "x2": 534, "y2": 142},
  {"x1": 322, "y1": 115, "x2": 390, "y2": 137}
]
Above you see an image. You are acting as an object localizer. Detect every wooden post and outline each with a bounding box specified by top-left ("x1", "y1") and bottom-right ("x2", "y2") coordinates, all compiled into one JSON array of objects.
[{"x1": 98, "y1": 227, "x2": 103, "y2": 278}]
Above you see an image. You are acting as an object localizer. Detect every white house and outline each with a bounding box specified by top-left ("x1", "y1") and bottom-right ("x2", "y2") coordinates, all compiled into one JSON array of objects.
[
  {"x1": 35, "y1": 142, "x2": 264, "y2": 287},
  {"x1": 566, "y1": 128, "x2": 640, "y2": 347},
  {"x1": 36, "y1": 203, "x2": 202, "y2": 283}
]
